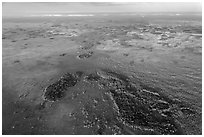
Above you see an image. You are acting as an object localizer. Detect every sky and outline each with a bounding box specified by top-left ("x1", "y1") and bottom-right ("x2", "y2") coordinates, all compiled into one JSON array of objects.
[{"x1": 2, "y1": 2, "x2": 202, "y2": 17}]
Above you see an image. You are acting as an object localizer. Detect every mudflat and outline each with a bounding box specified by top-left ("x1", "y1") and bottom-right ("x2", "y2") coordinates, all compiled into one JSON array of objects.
[{"x1": 2, "y1": 14, "x2": 202, "y2": 135}]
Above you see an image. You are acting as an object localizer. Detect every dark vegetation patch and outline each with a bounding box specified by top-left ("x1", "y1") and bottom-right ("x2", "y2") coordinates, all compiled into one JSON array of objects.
[
  {"x1": 123, "y1": 53, "x2": 129, "y2": 56},
  {"x1": 140, "y1": 59, "x2": 145, "y2": 62},
  {"x1": 11, "y1": 40, "x2": 17, "y2": 42},
  {"x1": 59, "y1": 53, "x2": 67, "y2": 56},
  {"x1": 13, "y1": 60, "x2": 20, "y2": 64},
  {"x1": 78, "y1": 51, "x2": 94, "y2": 59},
  {"x1": 43, "y1": 71, "x2": 83, "y2": 102},
  {"x1": 37, "y1": 45, "x2": 42, "y2": 47},
  {"x1": 129, "y1": 61, "x2": 134, "y2": 66}
]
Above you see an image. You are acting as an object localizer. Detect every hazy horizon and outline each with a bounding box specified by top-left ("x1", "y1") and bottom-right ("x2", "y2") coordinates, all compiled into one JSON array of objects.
[{"x1": 3, "y1": 2, "x2": 202, "y2": 17}]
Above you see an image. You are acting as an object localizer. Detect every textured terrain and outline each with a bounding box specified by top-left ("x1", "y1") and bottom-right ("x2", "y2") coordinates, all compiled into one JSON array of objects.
[{"x1": 2, "y1": 13, "x2": 202, "y2": 134}]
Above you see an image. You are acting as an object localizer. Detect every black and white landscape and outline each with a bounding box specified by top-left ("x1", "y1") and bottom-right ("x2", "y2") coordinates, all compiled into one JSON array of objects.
[{"x1": 2, "y1": 2, "x2": 202, "y2": 135}]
